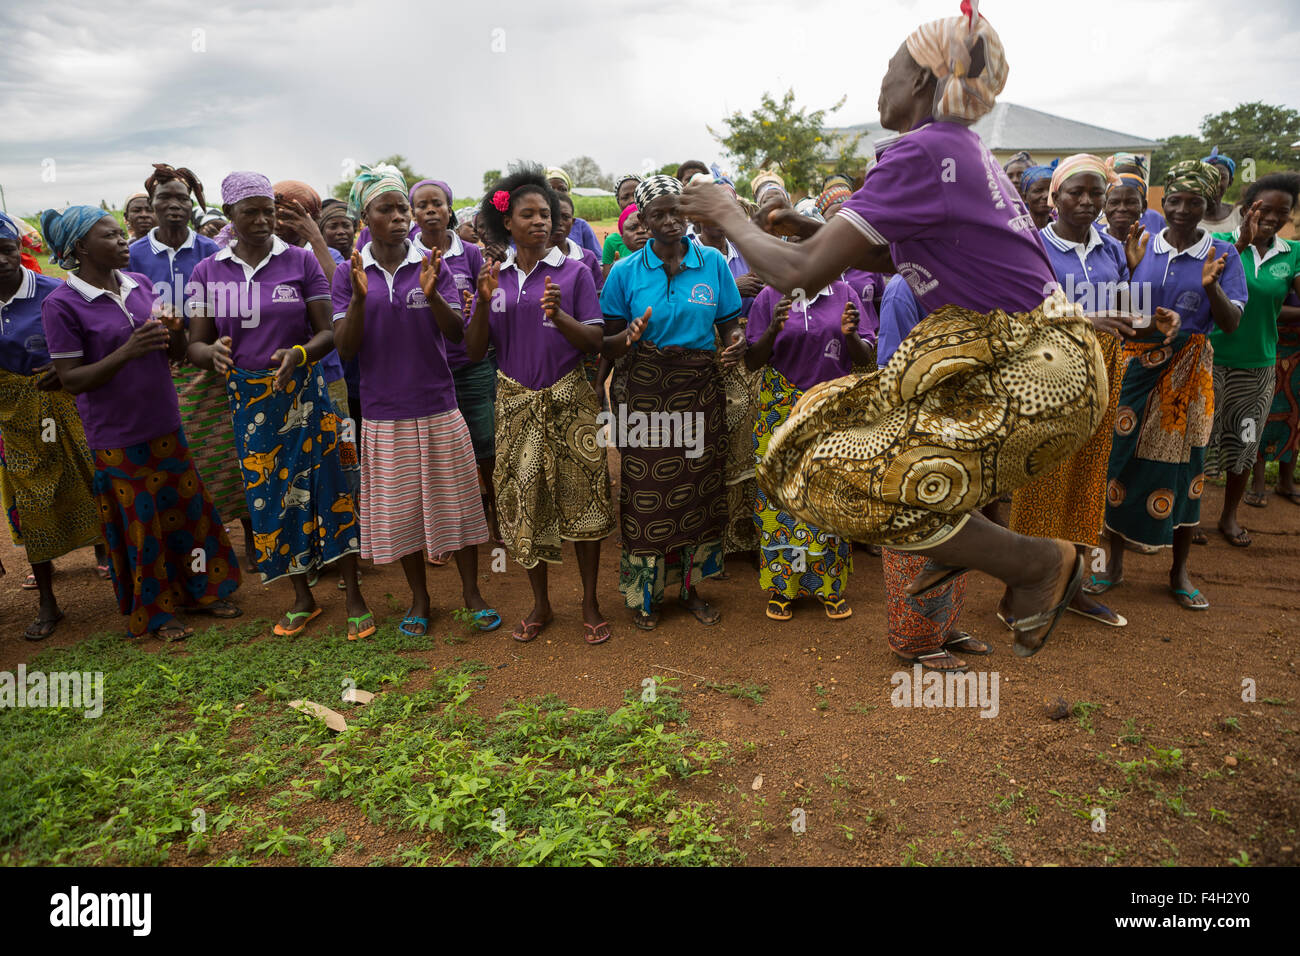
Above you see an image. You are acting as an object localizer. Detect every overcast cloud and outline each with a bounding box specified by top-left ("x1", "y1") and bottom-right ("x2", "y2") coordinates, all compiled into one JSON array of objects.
[{"x1": 2, "y1": 0, "x2": 1299, "y2": 215}]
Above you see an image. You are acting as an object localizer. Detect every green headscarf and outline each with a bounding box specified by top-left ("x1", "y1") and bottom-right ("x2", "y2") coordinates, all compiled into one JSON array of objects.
[
  {"x1": 1163, "y1": 160, "x2": 1221, "y2": 203},
  {"x1": 348, "y1": 163, "x2": 408, "y2": 220}
]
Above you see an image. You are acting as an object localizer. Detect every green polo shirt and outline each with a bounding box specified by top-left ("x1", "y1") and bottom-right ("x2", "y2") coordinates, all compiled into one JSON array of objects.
[
  {"x1": 1209, "y1": 231, "x2": 1300, "y2": 368},
  {"x1": 602, "y1": 231, "x2": 628, "y2": 266}
]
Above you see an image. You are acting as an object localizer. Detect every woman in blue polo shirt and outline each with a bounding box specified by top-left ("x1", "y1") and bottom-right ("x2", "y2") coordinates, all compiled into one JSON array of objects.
[
  {"x1": 601, "y1": 175, "x2": 746, "y2": 630},
  {"x1": 0, "y1": 212, "x2": 102, "y2": 640}
]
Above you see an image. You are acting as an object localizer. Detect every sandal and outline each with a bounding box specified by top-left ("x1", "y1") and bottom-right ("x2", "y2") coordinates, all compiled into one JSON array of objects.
[
  {"x1": 21, "y1": 573, "x2": 38, "y2": 591},
  {"x1": 895, "y1": 649, "x2": 967, "y2": 672},
  {"x1": 1191, "y1": 528, "x2": 1208, "y2": 546},
  {"x1": 1219, "y1": 527, "x2": 1251, "y2": 548},
  {"x1": 683, "y1": 599, "x2": 721, "y2": 626},
  {"x1": 1082, "y1": 573, "x2": 1124, "y2": 596},
  {"x1": 511, "y1": 617, "x2": 548, "y2": 643},
  {"x1": 185, "y1": 599, "x2": 243, "y2": 619},
  {"x1": 584, "y1": 621, "x2": 612, "y2": 645},
  {"x1": 470, "y1": 608, "x2": 502, "y2": 632},
  {"x1": 152, "y1": 619, "x2": 193, "y2": 643},
  {"x1": 632, "y1": 610, "x2": 660, "y2": 631},
  {"x1": 23, "y1": 612, "x2": 64, "y2": 642},
  {"x1": 943, "y1": 630, "x2": 992, "y2": 655},
  {"x1": 1276, "y1": 489, "x2": 1300, "y2": 505},
  {"x1": 1011, "y1": 553, "x2": 1084, "y2": 659},
  {"x1": 766, "y1": 597, "x2": 793, "y2": 621},
  {"x1": 823, "y1": 597, "x2": 853, "y2": 620},
  {"x1": 399, "y1": 611, "x2": 431, "y2": 637},
  {"x1": 1243, "y1": 491, "x2": 1268, "y2": 508},
  {"x1": 1066, "y1": 603, "x2": 1127, "y2": 627},
  {"x1": 347, "y1": 613, "x2": 376, "y2": 641},
  {"x1": 1171, "y1": 586, "x2": 1209, "y2": 610},
  {"x1": 96, "y1": 564, "x2": 111, "y2": 580},
  {"x1": 907, "y1": 561, "x2": 968, "y2": 600},
  {"x1": 427, "y1": 554, "x2": 447, "y2": 567},
  {"x1": 273, "y1": 606, "x2": 322, "y2": 636}
]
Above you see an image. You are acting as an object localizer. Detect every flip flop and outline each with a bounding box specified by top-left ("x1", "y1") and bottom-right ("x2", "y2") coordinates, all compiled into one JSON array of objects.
[
  {"x1": 95, "y1": 564, "x2": 111, "y2": 580},
  {"x1": 1171, "y1": 587, "x2": 1209, "y2": 610},
  {"x1": 1082, "y1": 573, "x2": 1124, "y2": 595},
  {"x1": 943, "y1": 630, "x2": 992, "y2": 655},
  {"x1": 1066, "y1": 604, "x2": 1128, "y2": 627},
  {"x1": 1011, "y1": 553, "x2": 1084, "y2": 658},
  {"x1": 823, "y1": 597, "x2": 853, "y2": 620},
  {"x1": 511, "y1": 618, "x2": 547, "y2": 643},
  {"x1": 1219, "y1": 527, "x2": 1251, "y2": 547},
  {"x1": 584, "y1": 621, "x2": 612, "y2": 645},
  {"x1": 766, "y1": 598, "x2": 793, "y2": 621},
  {"x1": 399, "y1": 611, "x2": 431, "y2": 637},
  {"x1": 347, "y1": 613, "x2": 377, "y2": 641},
  {"x1": 1276, "y1": 489, "x2": 1300, "y2": 505},
  {"x1": 1243, "y1": 491, "x2": 1268, "y2": 508},
  {"x1": 185, "y1": 599, "x2": 243, "y2": 619},
  {"x1": 152, "y1": 620, "x2": 193, "y2": 643},
  {"x1": 684, "y1": 600, "x2": 721, "y2": 625},
  {"x1": 895, "y1": 649, "x2": 967, "y2": 673},
  {"x1": 427, "y1": 554, "x2": 447, "y2": 567},
  {"x1": 273, "y1": 606, "x2": 323, "y2": 636},
  {"x1": 23, "y1": 612, "x2": 64, "y2": 642},
  {"x1": 21, "y1": 573, "x2": 38, "y2": 591},
  {"x1": 632, "y1": 610, "x2": 660, "y2": 631},
  {"x1": 470, "y1": 608, "x2": 502, "y2": 632},
  {"x1": 1191, "y1": 528, "x2": 1208, "y2": 546}
]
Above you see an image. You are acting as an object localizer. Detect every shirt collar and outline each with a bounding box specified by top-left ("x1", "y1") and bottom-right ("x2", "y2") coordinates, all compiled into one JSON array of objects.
[
  {"x1": 214, "y1": 234, "x2": 290, "y2": 262},
  {"x1": 412, "y1": 231, "x2": 466, "y2": 258},
  {"x1": 0, "y1": 267, "x2": 37, "y2": 308},
  {"x1": 500, "y1": 244, "x2": 567, "y2": 272},
  {"x1": 66, "y1": 270, "x2": 140, "y2": 301},
  {"x1": 360, "y1": 239, "x2": 424, "y2": 272},
  {"x1": 1150, "y1": 228, "x2": 1213, "y2": 260},
  {"x1": 797, "y1": 285, "x2": 835, "y2": 307},
  {"x1": 1233, "y1": 229, "x2": 1290, "y2": 266},
  {"x1": 563, "y1": 238, "x2": 584, "y2": 261},
  {"x1": 1042, "y1": 223, "x2": 1104, "y2": 255},
  {"x1": 641, "y1": 237, "x2": 702, "y2": 272},
  {"x1": 146, "y1": 226, "x2": 197, "y2": 255}
]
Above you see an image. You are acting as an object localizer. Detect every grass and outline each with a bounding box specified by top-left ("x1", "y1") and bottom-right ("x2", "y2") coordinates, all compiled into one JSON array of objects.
[{"x1": 0, "y1": 622, "x2": 739, "y2": 866}]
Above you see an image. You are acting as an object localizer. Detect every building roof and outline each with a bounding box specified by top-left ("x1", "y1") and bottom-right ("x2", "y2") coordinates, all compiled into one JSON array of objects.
[{"x1": 827, "y1": 102, "x2": 1163, "y2": 155}]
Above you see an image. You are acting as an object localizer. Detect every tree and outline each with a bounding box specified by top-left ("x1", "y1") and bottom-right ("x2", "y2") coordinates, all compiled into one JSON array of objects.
[
  {"x1": 1200, "y1": 102, "x2": 1300, "y2": 165},
  {"x1": 1150, "y1": 134, "x2": 1206, "y2": 185},
  {"x1": 482, "y1": 169, "x2": 503, "y2": 192},
  {"x1": 563, "y1": 156, "x2": 604, "y2": 188},
  {"x1": 330, "y1": 153, "x2": 428, "y2": 201},
  {"x1": 709, "y1": 89, "x2": 863, "y2": 197}
]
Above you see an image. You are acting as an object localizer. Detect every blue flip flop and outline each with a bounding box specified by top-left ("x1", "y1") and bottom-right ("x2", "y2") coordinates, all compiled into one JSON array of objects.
[
  {"x1": 471, "y1": 608, "x2": 502, "y2": 632},
  {"x1": 399, "y1": 609, "x2": 430, "y2": 637},
  {"x1": 1171, "y1": 587, "x2": 1209, "y2": 611}
]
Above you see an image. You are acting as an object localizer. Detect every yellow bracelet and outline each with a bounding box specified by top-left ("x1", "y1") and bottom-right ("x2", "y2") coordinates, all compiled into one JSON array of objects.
[{"x1": 293, "y1": 345, "x2": 308, "y2": 367}]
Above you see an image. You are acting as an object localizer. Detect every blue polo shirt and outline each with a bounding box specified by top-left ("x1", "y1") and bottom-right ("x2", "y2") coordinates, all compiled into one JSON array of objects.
[
  {"x1": 1129, "y1": 229, "x2": 1248, "y2": 337},
  {"x1": 128, "y1": 227, "x2": 220, "y2": 315},
  {"x1": 1040, "y1": 223, "x2": 1129, "y2": 313},
  {"x1": 877, "y1": 273, "x2": 924, "y2": 367},
  {"x1": 600, "y1": 238, "x2": 742, "y2": 351},
  {"x1": 0, "y1": 267, "x2": 62, "y2": 374}
]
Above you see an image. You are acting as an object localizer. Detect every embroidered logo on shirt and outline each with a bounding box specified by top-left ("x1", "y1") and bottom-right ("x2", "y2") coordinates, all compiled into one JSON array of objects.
[
  {"x1": 823, "y1": 338, "x2": 842, "y2": 360},
  {"x1": 271, "y1": 284, "x2": 300, "y2": 303},
  {"x1": 1174, "y1": 289, "x2": 1203, "y2": 314},
  {"x1": 23, "y1": 334, "x2": 47, "y2": 354},
  {"x1": 688, "y1": 283, "x2": 716, "y2": 306},
  {"x1": 1269, "y1": 261, "x2": 1292, "y2": 279},
  {"x1": 898, "y1": 262, "x2": 939, "y2": 298},
  {"x1": 406, "y1": 288, "x2": 429, "y2": 310}
]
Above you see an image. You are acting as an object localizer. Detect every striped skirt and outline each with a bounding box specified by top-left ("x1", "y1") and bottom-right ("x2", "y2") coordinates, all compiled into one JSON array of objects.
[
  {"x1": 359, "y1": 410, "x2": 490, "y2": 564},
  {"x1": 174, "y1": 363, "x2": 247, "y2": 521},
  {"x1": 1208, "y1": 364, "x2": 1275, "y2": 476}
]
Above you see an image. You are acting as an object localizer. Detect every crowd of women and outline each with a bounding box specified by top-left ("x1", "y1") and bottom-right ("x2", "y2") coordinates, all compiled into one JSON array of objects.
[{"x1": 2, "y1": 4, "x2": 1298, "y2": 671}]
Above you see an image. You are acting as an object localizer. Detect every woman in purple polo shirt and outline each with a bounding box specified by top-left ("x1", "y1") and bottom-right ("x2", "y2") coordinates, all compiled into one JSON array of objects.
[
  {"x1": 411, "y1": 177, "x2": 497, "y2": 544},
  {"x1": 681, "y1": 7, "x2": 1107, "y2": 658},
  {"x1": 187, "y1": 172, "x2": 373, "y2": 640},
  {"x1": 746, "y1": 279, "x2": 871, "y2": 623},
  {"x1": 39, "y1": 206, "x2": 242, "y2": 641},
  {"x1": 332, "y1": 164, "x2": 497, "y2": 638},
  {"x1": 1096, "y1": 161, "x2": 1247, "y2": 611},
  {"x1": 0, "y1": 212, "x2": 102, "y2": 640},
  {"x1": 467, "y1": 169, "x2": 622, "y2": 645}
]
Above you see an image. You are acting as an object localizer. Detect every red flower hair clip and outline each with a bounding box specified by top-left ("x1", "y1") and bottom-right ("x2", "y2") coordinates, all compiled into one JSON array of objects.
[{"x1": 491, "y1": 190, "x2": 510, "y2": 212}]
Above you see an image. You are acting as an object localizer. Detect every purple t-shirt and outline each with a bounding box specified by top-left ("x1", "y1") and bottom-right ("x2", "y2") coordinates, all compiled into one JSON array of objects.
[
  {"x1": 190, "y1": 239, "x2": 332, "y2": 371},
  {"x1": 747, "y1": 282, "x2": 866, "y2": 390},
  {"x1": 1130, "y1": 230, "x2": 1248, "y2": 336},
  {"x1": 471, "y1": 245, "x2": 602, "y2": 390},
  {"x1": 561, "y1": 238, "x2": 604, "y2": 295},
  {"x1": 127, "y1": 228, "x2": 220, "y2": 315},
  {"x1": 841, "y1": 268, "x2": 883, "y2": 343},
  {"x1": 330, "y1": 241, "x2": 460, "y2": 420},
  {"x1": 41, "y1": 271, "x2": 182, "y2": 449},
  {"x1": 415, "y1": 232, "x2": 484, "y2": 371},
  {"x1": 1039, "y1": 224, "x2": 1129, "y2": 313},
  {"x1": 836, "y1": 120, "x2": 1055, "y2": 315}
]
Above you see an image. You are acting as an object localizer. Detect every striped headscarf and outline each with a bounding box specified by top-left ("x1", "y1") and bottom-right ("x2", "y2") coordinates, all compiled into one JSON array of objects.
[
  {"x1": 751, "y1": 170, "x2": 787, "y2": 203},
  {"x1": 0, "y1": 212, "x2": 21, "y2": 242},
  {"x1": 1164, "y1": 160, "x2": 1222, "y2": 202},
  {"x1": 815, "y1": 175, "x2": 854, "y2": 216},
  {"x1": 1003, "y1": 150, "x2": 1034, "y2": 172},
  {"x1": 124, "y1": 191, "x2": 150, "y2": 214},
  {"x1": 319, "y1": 198, "x2": 353, "y2": 226},
  {"x1": 1106, "y1": 152, "x2": 1149, "y2": 179},
  {"x1": 348, "y1": 163, "x2": 407, "y2": 219},
  {"x1": 545, "y1": 166, "x2": 572, "y2": 191},
  {"x1": 634, "y1": 174, "x2": 683, "y2": 211},
  {"x1": 1109, "y1": 172, "x2": 1148, "y2": 202},
  {"x1": 1201, "y1": 147, "x2": 1235, "y2": 185},
  {"x1": 1048, "y1": 153, "x2": 1118, "y2": 207},
  {"x1": 614, "y1": 173, "x2": 642, "y2": 195},
  {"x1": 905, "y1": 1, "x2": 1009, "y2": 125},
  {"x1": 40, "y1": 206, "x2": 113, "y2": 270}
]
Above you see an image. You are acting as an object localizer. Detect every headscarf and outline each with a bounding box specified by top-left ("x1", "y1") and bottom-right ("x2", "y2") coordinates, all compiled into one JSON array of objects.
[
  {"x1": 1020, "y1": 161, "x2": 1057, "y2": 192},
  {"x1": 815, "y1": 175, "x2": 854, "y2": 216},
  {"x1": 408, "y1": 178, "x2": 459, "y2": 224},
  {"x1": 347, "y1": 163, "x2": 407, "y2": 219},
  {"x1": 904, "y1": 1, "x2": 1009, "y2": 125},
  {"x1": 1164, "y1": 160, "x2": 1221, "y2": 202},
  {"x1": 545, "y1": 166, "x2": 572, "y2": 191},
  {"x1": 144, "y1": 163, "x2": 207, "y2": 210},
  {"x1": 222, "y1": 171, "x2": 274, "y2": 207},
  {"x1": 751, "y1": 169, "x2": 787, "y2": 203},
  {"x1": 634, "y1": 175, "x2": 683, "y2": 211},
  {"x1": 197, "y1": 207, "x2": 227, "y2": 228},
  {"x1": 40, "y1": 206, "x2": 113, "y2": 270},
  {"x1": 1109, "y1": 172, "x2": 1148, "y2": 203},
  {"x1": 614, "y1": 173, "x2": 642, "y2": 195},
  {"x1": 794, "y1": 198, "x2": 826, "y2": 223},
  {"x1": 124, "y1": 191, "x2": 150, "y2": 215},
  {"x1": 1106, "y1": 152, "x2": 1149, "y2": 179},
  {"x1": 319, "y1": 198, "x2": 353, "y2": 227},
  {"x1": 273, "y1": 180, "x2": 322, "y2": 219},
  {"x1": 1048, "y1": 153, "x2": 1118, "y2": 207},
  {"x1": 0, "y1": 212, "x2": 21, "y2": 242},
  {"x1": 1201, "y1": 147, "x2": 1235, "y2": 185},
  {"x1": 1003, "y1": 150, "x2": 1034, "y2": 172},
  {"x1": 617, "y1": 204, "x2": 640, "y2": 234}
]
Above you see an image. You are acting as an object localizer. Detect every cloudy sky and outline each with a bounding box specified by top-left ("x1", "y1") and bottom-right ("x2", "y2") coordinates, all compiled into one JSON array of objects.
[{"x1": 3, "y1": 0, "x2": 1299, "y2": 216}]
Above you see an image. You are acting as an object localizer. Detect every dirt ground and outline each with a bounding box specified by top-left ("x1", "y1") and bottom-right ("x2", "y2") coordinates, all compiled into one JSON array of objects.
[{"x1": 2, "y1": 473, "x2": 1297, "y2": 866}]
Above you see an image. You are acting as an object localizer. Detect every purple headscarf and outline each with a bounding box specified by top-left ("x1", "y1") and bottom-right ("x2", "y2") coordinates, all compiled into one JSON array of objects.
[
  {"x1": 221, "y1": 171, "x2": 274, "y2": 207},
  {"x1": 409, "y1": 178, "x2": 461, "y2": 225}
]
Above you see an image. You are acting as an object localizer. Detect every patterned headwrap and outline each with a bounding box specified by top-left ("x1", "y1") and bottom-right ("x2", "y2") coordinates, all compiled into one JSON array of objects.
[
  {"x1": 1109, "y1": 172, "x2": 1148, "y2": 202},
  {"x1": 347, "y1": 163, "x2": 407, "y2": 219},
  {"x1": 617, "y1": 204, "x2": 640, "y2": 234},
  {"x1": 1048, "y1": 153, "x2": 1118, "y2": 207},
  {"x1": 1020, "y1": 161, "x2": 1057, "y2": 192},
  {"x1": 634, "y1": 175, "x2": 683, "y2": 211},
  {"x1": 0, "y1": 212, "x2": 21, "y2": 242},
  {"x1": 39, "y1": 205, "x2": 113, "y2": 270},
  {"x1": 614, "y1": 173, "x2": 642, "y2": 193},
  {"x1": 905, "y1": 1, "x2": 1009, "y2": 125},
  {"x1": 124, "y1": 191, "x2": 150, "y2": 214},
  {"x1": 751, "y1": 169, "x2": 787, "y2": 202},
  {"x1": 1106, "y1": 152, "x2": 1149, "y2": 179},
  {"x1": 318, "y1": 198, "x2": 353, "y2": 226},
  {"x1": 273, "y1": 180, "x2": 322, "y2": 219},
  {"x1": 1201, "y1": 147, "x2": 1235, "y2": 185},
  {"x1": 1003, "y1": 150, "x2": 1034, "y2": 172},
  {"x1": 144, "y1": 163, "x2": 207, "y2": 210},
  {"x1": 222, "y1": 171, "x2": 274, "y2": 207},
  {"x1": 1164, "y1": 160, "x2": 1222, "y2": 202},
  {"x1": 815, "y1": 175, "x2": 854, "y2": 216},
  {"x1": 197, "y1": 207, "x2": 227, "y2": 228},
  {"x1": 545, "y1": 166, "x2": 572, "y2": 191}
]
